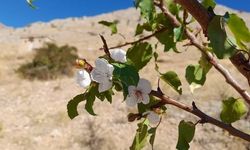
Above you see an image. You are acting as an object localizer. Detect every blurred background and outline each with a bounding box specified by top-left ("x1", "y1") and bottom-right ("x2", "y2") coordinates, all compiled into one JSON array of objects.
[
  {"x1": 0, "y1": 0, "x2": 249, "y2": 27},
  {"x1": 0, "y1": 0, "x2": 250, "y2": 150}
]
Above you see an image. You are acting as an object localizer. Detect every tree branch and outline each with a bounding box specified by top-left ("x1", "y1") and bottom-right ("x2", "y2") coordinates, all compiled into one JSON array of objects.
[
  {"x1": 98, "y1": 0, "x2": 250, "y2": 105},
  {"x1": 101, "y1": 27, "x2": 168, "y2": 50},
  {"x1": 174, "y1": 0, "x2": 212, "y2": 33},
  {"x1": 154, "y1": 0, "x2": 250, "y2": 105},
  {"x1": 150, "y1": 90, "x2": 250, "y2": 142},
  {"x1": 230, "y1": 52, "x2": 250, "y2": 86},
  {"x1": 173, "y1": 0, "x2": 250, "y2": 85}
]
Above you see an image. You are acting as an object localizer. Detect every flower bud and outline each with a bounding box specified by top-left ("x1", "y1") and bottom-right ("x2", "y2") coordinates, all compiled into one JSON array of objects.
[{"x1": 75, "y1": 59, "x2": 93, "y2": 72}]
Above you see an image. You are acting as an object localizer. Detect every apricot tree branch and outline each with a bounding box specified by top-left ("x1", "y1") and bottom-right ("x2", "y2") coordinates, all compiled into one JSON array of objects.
[
  {"x1": 150, "y1": 90, "x2": 250, "y2": 142},
  {"x1": 154, "y1": 0, "x2": 250, "y2": 105},
  {"x1": 174, "y1": 0, "x2": 212, "y2": 32},
  {"x1": 174, "y1": 0, "x2": 250, "y2": 87},
  {"x1": 101, "y1": 27, "x2": 168, "y2": 50},
  {"x1": 230, "y1": 51, "x2": 250, "y2": 86}
]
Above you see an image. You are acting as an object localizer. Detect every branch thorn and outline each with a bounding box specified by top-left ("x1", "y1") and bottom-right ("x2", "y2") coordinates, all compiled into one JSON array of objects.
[
  {"x1": 99, "y1": 34, "x2": 111, "y2": 58},
  {"x1": 192, "y1": 101, "x2": 198, "y2": 110}
]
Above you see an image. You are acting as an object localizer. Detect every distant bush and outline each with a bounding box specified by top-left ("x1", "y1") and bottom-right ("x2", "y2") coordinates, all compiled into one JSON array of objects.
[{"x1": 17, "y1": 43, "x2": 78, "y2": 80}]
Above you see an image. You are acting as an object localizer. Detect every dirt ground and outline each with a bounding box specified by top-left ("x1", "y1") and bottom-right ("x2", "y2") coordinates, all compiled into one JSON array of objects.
[{"x1": 0, "y1": 5, "x2": 250, "y2": 150}]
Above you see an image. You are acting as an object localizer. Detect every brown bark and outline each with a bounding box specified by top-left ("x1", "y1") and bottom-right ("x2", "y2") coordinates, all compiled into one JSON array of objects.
[
  {"x1": 175, "y1": 0, "x2": 212, "y2": 32},
  {"x1": 154, "y1": 0, "x2": 250, "y2": 104},
  {"x1": 150, "y1": 90, "x2": 250, "y2": 142},
  {"x1": 230, "y1": 52, "x2": 250, "y2": 86},
  {"x1": 174, "y1": 0, "x2": 250, "y2": 88}
]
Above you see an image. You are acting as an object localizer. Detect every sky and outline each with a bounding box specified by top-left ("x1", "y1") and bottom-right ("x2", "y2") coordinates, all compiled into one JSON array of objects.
[{"x1": 0, "y1": 0, "x2": 249, "y2": 28}]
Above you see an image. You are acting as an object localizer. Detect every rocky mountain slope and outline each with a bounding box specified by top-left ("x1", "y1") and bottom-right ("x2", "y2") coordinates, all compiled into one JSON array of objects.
[{"x1": 0, "y1": 5, "x2": 250, "y2": 150}]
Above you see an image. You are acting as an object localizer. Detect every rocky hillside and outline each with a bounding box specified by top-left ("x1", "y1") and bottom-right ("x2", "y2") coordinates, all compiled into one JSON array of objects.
[{"x1": 0, "y1": 5, "x2": 250, "y2": 150}]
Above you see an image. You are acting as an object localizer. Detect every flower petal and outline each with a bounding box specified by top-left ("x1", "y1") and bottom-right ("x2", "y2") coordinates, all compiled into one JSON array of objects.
[
  {"x1": 90, "y1": 69, "x2": 105, "y2": 83},
  {"x1": 125, "y1": 96, "x2": 137, "y2": 107},
  {"x1": 128, "y1": 86, "x2": 136, "y2": 95},
  {"x1": 98, "y1": 80, "x2": 112, "y2": 92},
  {"x1": 147, "y1": 111, "x2": 160, "y2": 125},
  {"x1": 78, "y1": 80, "x2": 91, "y2": 88},
  {"x1": 137, "y1": 78, "x2": 151, "y2": 94},
  {"x1": 95, "y1": 58, "x2": 109, "y2": 73},
  {"x1": 110, "y1": 49, "x2": 127, "y2": 63},
  {"x1": 76, "y1": 70, "x2": 91, "y2": 88},
  {"x1": 142, "y1": 94, "x2": 150, "y2": 104},
  {"x1": 107, "y1": 64, "x2": 114, "y2": 78}
]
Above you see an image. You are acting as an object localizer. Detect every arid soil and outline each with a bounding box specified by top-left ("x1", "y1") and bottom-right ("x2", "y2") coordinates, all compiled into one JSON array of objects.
[{"x1": 0, "y1": 5, "x2": 250, "y2": 150}]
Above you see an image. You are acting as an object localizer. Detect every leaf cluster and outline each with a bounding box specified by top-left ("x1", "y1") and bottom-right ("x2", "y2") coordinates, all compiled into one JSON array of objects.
[{"x1": 64, "y1": 0, "x2": 250, "y2": 149}]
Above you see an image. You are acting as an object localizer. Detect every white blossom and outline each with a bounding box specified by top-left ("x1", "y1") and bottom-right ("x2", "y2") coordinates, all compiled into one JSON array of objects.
[
  {"x1": 110, "y1": 48, "x2": 127, "y2": 63},
  {"x1": 126, "y1": 78, "x2": 152, "y2": 107},
  {"x1": 76, "y1": 70, "x2": 91, "y2": 88},
  {"x1": 144, "y1": 111, "x2": 161, "y2": 125},
  {"x1": 90, "y1": 58, "x2": 114, "y2": 92}
]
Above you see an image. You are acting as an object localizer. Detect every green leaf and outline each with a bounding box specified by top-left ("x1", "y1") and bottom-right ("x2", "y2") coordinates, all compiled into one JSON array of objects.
[
  {"x1": 85, "y1": 85, "x2": 99, "y2": 116},
  {"x1": 67, "y1": 83, "x2": 114, "y2": 118},
  {"x1": 153, "y1": 52, "x2": 160, "y2": 72},
  {"x1": 137, "y1": 103, "x2": 148, "y2": 114},
  {"x1": 185, "y1": 51, "x2": 211, "y2": 93},
  {"x1": 26, "y1": 0, "x2": 37, "y2": 9},
  {"x1": 220, "y1": 97, "x2": 248, "y2": 124},
  {"x1": 185, "y1": 64, "x2": 206, "y2": 92},
  {"x1": 98, "y1": 20, "x2": 118, "y2": 35},
  {"x1": 208, "y1": 15, "x2": 236, "y2": 59},
  {"x1": 114, "y1": 81, "x2": 123, "y2": 91},
  {"x1": 174, "y1": 26, "x2": 185, "y2": 42},
  {"x1": 227, "y1": 13, "x2": 250, "y2": 50},
  {"x1": 176, "y1": 120, "x2": 196, "y2": 150},
  {"x1": 135, "y1": 23, "x2": 153, "y2": 36},
  {"x1": 152, "y1": 13, "x2": 177, "y2": 52},
  {"x1": 155, "y1": 13, "x2": 172, "y2": 26},
  {"x1": 104, "y1": 90, "x2": 113, "y2": 103},
  {"x1": 153, "y1": 51, "x2": 158, "y2": 60},
  {"x1": 112, "y1": 63, "x2": 139, "y2": 98},
  {"x1": 135, "y1": 0, "x2": 155, "y2": 22},
  {"x1": 67, "y1": 94, "x2": 85, "y2": 119},
  {"x1": 201, "y1": 0, "x2": 216, "y2": 9},
  {"x1": 130, "y1": 120, "x2": 149, "y2": 150},
  {"x1": 227, "y1": 14, "x2": 250, "y2": 42},
  {"x1": 164, "y1": 0, "x2": 180, "y2": 15},
  {"x1": 127, "y1": 42, "x2": 153, "y2": 71},
  {"x1": 155, "y1": 29, "x2": 177, "y2": 52},
  {"x1": 96, "y1": 89, "x2": 113, "y2": 103},
  {"x1": 85, "y1": 93, "x2": 96, "y2": 115},
  {"x1": 199, "y1": 54, "x2": 212, "y2": 73},
  {"x1": 135, "y1": 24, "x2": 145, "y2": 36},
  {"x1": 148, "y1": 128, "x2": 157, "y2": 149},
  {"x1": 161, "y1": 71, "x2": 182, "y2": 95}
]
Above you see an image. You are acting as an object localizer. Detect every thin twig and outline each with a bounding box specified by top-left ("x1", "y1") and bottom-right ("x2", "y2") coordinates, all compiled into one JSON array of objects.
[
  {"x1": 100, "y1": 27, "x2": 168, "y2": 50},
  {"x1": 154, "y1": 0, "x2": 250, "y2": 105},
  {"x1": 150, "y1": 90, "x2": 250, "y2": 142},
  {"x1": 100, "y1": 34, "x2": 111, "y2": 57},
  {"x1": 154, "y1": 1, "x2": 180, "y2": 27}
]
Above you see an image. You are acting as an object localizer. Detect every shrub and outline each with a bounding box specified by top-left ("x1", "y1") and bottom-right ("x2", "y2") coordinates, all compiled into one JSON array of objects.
[{"x1": 17, "y1": 43, "x2": 78, "y2": 80}]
